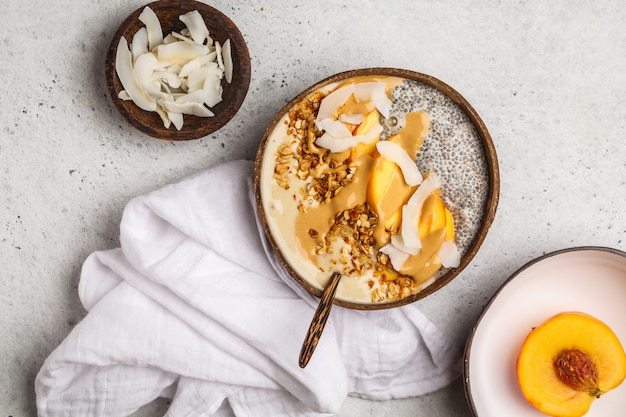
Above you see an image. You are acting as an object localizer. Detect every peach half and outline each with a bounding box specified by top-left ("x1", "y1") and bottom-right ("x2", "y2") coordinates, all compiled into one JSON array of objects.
[{"x1": 516, "y1": 312, "x2": 626, "y2": 417}]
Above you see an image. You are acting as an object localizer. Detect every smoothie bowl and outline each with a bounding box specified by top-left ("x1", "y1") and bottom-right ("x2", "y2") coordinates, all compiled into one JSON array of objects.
[{"x1": 254, "y1": 68, "x2": 499, "y2": 309}]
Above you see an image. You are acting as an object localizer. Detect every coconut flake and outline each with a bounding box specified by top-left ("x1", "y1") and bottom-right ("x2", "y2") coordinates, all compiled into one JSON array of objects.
[
  {"x1": 372, "y1": 95, "x2": 392, "y2": 118},
  {"x1": 159, "y1": 99, "x2": 214, "y2": 117},
  {"x1": 138, "y1": 6, "x2": 163, "y2": 51},
  {"x1": 400, "y1": 203, "x2": 422, "y2": 251},
  {"x1": 156, "y1": 72, "x2": 179, "y2": 90},
  {"x1": 179, "y1": 10, "x2": 210, "y2": 44},
  {"x1": 215, "y1": 41, "x2": 224, "y2": 71},
  {"x1": 376, "y1": 141, "x2": 423, "y2": 186},
  {"x1": 353, "y1": 82, "x2": 386, "y2": 101},
  {"x1": 178, "y1": 54, "x2": 211, "y2": 78},
  {"x1": 315, "y1": 123, "x2": 383, "y2": 153},
  {"x1": 175, "y1": 89, "x2": 205, "y2": 104},
  {"x1": 439, "y1": 240, "x2": 461, "y2": 268},
  {"x1": 132, "y1": 52, "x2": 162, "y2": 96},
  {"x1": 168, "y1": 111, "x2": 184, "y2": 130},
  {"x1": 130, "y1": 27, "x2": 149, "y2": 62},
  {"x1": 315, "y1": 133, "x2": 360, "y2": 153},
  {"x1": 115, "y1": 37, "x2": 156, "y2": 112},
  {"x1": 203, "y1": 74, "x2": 223, "y2": 107},
  {"x1": 338, "y1": 113, "x2": 364, "y2": 124},
  {"x1": 390, "y1": 234, "x2": 420, "y2": 255},
  {"x1": 162, "y1": 33, "x2": 177, "y2": 44},
  {"x1": 353, "y1": 81, "x2": 392, "y2": 117},
  {"x1": 155, "y1": 106, "x2": 171, "y2": 128},
  {"x1": 379, "y1": 244, "x2": 410, "y2": 271},
  {"x1": 156, "y1": 41, "x2": 209, "y2": 65},
  {"x1": 170, "y1": 31, "x2": 196, "y2": 44},
  {"x1": 406, "y1": 174, "x2": 440, "y2": 206},
  {"x1": 154, "y1": 69, "x2": 182, "y2": 88},
  {"x1": 316, "y1": 118, "x2": 353, "y2": 138},
  {"x1": 118, "y1": 90, "x2": 132, "y2": 100},
  {"x1": 184, "y1": 67, "x2": 206, "y2": 92},
  {"x1": 316, "y1": 84, "x2": 355, "y2": 122},
  {"x1": 222, "y1": 39, "x2": 233, "y2": 83},
  {"x1": 400, "y1": 174, "x2": 441, "y2": 251}
]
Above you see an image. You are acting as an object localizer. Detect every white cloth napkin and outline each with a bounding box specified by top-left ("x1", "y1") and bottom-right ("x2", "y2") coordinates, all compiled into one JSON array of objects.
[{"x1": 35, "y1": 159, "x2": 461, "y2": 417}]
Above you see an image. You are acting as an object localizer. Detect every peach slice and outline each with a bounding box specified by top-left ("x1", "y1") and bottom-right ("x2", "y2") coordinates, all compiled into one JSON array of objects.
[
  {"x1": 384, "y1": 209, "x2": 402, "y2": 234},
  {"x1": 418, "y1": 193, "x2": 446, "y2": 239},
  {"x1": 516, "y1": 312, "x2": 626, "y2": 417},
  {"x1": 349, "y1": 109, "x2": 381, "y2": 161},
  {"x1": 366, "y1": 155, "x2": 415, "y2": 232}
]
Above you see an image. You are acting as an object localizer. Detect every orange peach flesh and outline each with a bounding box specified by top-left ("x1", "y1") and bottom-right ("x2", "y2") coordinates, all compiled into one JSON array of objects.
[{"x1": 516, "y1": 312, "x2": 626, "y2": 417}]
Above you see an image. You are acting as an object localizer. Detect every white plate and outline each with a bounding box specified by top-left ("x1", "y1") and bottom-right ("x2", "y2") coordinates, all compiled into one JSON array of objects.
[{"x1": 464, "y1": 247, "x2": 626, "y2": 416}]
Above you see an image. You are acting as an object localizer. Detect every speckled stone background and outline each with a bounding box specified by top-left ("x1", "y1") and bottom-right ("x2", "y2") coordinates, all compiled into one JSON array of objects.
[{"x1": 1, "y1": 1, "x2": 625, "y2": 416}]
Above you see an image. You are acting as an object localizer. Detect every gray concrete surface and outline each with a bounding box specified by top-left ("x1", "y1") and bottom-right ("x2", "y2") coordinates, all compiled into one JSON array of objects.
[{"x1": 2, "y1": 0, "x2": 625, "y2": 415}]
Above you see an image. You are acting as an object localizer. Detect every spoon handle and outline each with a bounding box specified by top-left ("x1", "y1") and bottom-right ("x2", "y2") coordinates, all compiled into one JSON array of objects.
[{"x1": 298, "y1": 272, "x2": 342, "y2": 368}]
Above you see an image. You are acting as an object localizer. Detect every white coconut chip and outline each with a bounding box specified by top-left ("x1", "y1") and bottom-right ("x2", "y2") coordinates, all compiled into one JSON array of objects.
[
  {"x1": 353, "y1": 81, "x2": 392, "y2": 117},
  {"x1": 315, "y1": 123, "x2": 383, "y2": 153},
  {"x1": 215, "y1": 41, "x2": 224, "y2": 71},
  {"x1": 400, "y1": 203, "x2": 422, "y2": 252},
  {"x1": 203, "y1": 75, "x2": 223, "y2": 107},
  {"x1": 315, "y1": 133, "x2": 360, "y2": 153},
  {"x1": 185, "y1": 67, "x2": 207, "y2": 91},
  {"x1": 178, "y1": 54, "x2": 212, "y2": 78},
  {"x1": 353, "y1": 82, "x2": 385, "y2": 101},
  {"x1": 376, "y1": 141, "x2": 423, "y2": 186},
  {"x1": 175, "y1": 89, "x2": 205, "y2": 104},
  {"x1": 316, "y1": 118, "x2": 353, "y2": 138},
  {"x1": 438, "y1": 240, "x2": 461, "y2": 268},
  {"x1": 118, "y1": 90, "x2": 131, "y2": 101},
  {"x1": 168, "y1": 111, "x2": 184, "y2": 130},
  {"x1": 338, "y1": 113, "x2": 364, "y2": 124},
  {"x1": 222, "y1": 39, "x2": 233, "y2": 83},
  {"x1": 132, "y1": 52, "x2": 162, "y2": 96},
  {"x1": 400, "y1": 174, "x2": 441, "y2": 252},
  {"x1": 115, "y1": 37, "x2": 156, "y2": 112},
  {"x1": 154, "y1": 69, "x2": 182, "y2": 89},
  {"x1": 138, "y1": 6, "x2": 163, "y2": 51},
  {"x1": 316, "y1": 84, "x2": 355, "y2": 122},
  {"x1": 155, "y1": 106, "x2": 171, "y2": 128},
  {"x1": 379, "y1": 244, "x2": 410, "y2": 272},
  {"x1": 163, "y1": 33, "x2": 178, "y2": 45},
  {"x1": 156, "y1": 41, "x2": 209, "y2": 65},
  {"x1": 372, "y1": 96, "x2": 392, "y2": 118},
  {"x1": 130, "y1": 27, "x2": 149, "y2": 62},
  {"x1": 170, "y1": 31, "x2": 196, "y2": 45},
  {"x1": 390, "y1": 234, "x2": 420, "y2": 255},
  {"x1": 179, "y1": 10, "x2": 210, "y2": 44},
  {"x1": 159, "y1": 99, "x2": 214, "y2": 117}
]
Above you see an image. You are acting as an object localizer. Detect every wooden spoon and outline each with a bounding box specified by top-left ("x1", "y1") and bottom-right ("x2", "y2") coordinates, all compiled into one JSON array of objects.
[{"x1": 299, "y1": 271, "x2": 342, "y2": 368}]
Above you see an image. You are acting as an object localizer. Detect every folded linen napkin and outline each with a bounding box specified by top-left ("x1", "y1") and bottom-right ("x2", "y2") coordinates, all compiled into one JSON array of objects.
[{"x1": 35, "y1": 159, "x2": 461, "y2": 417}]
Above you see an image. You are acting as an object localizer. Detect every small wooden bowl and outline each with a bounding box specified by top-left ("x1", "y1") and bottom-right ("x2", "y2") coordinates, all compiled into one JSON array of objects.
[
  {"x1": 105, "y1": 0, "x2": 251, "y2": 140},
  {"x1": 254, "y1": 68, "x2": 500, "y2": 310}
]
